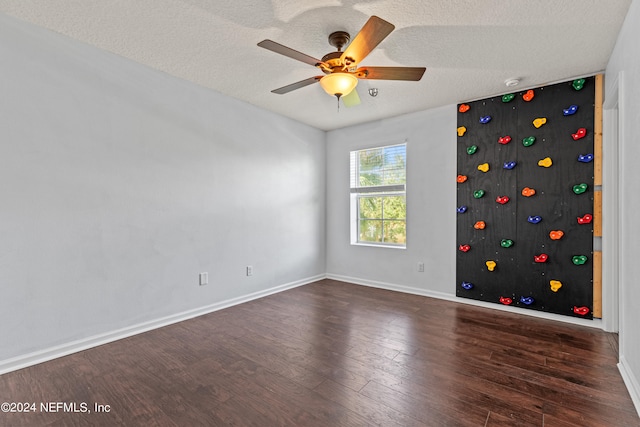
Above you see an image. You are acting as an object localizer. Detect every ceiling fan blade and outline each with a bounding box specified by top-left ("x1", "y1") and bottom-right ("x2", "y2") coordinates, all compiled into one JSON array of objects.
[
  {"x1": 271, "y1": 76, "x2": 322, "y2": 94},
  {"x1": 340, "y1": 16, "x2": 395, "y2": 66},
  {"x1": 356, "y1": 66, "x2": 426, "y2": 81},
  {"x1": 258, "y1": 40, "x2": 323, "y2": 67},
  {"x1": 342, "y1": 88, "x2": 361, "y2": 107}
]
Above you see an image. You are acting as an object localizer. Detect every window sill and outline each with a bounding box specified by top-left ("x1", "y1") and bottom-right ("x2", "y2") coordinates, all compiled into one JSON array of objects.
[{"x1": 351, "y1": 242, "x2": 406, "y2": 250}]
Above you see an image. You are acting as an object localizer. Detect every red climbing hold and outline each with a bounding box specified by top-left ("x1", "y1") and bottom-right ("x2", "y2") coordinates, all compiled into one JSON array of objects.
[
  {"x1": 459, "y1": 244, "x2": 471, "y2": 252},
  {"x1": 573, "y1": 306, "x2": 590, "y2": 316},
  {"x1": 534, "y1": 253, "x2": 549, "y2": 263},
  {"x1": 498, "y1": 135, "x2": 512, "y2": 145},
  {"x1": 577, "y1": 214, "x2": 593, "y2": 224},
  {"x1": 572, "y1": 127, "x2": 587, "y2": 140},
  {"x1": 499, "y1": 296, "x2": 513, "y2": 305},
  {"x1": 495, "y1": 196, "x2": 510, "y2": 205}
]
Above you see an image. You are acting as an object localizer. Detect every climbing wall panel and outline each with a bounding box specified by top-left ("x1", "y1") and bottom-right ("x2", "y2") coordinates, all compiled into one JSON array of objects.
[{"x1": 456, "y1": 77, "x2": 595, "y2": 318}]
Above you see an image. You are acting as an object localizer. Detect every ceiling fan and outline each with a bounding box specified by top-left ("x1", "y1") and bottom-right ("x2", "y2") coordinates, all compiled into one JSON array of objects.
[{"x1": 257, "y1": 16, "x2": 426, "y2": 107}]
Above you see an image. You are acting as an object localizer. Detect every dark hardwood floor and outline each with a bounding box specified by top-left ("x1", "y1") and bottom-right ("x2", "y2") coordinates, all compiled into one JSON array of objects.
[{"x1": 1, "y1": 279, "x2": 638, "y2": 426}]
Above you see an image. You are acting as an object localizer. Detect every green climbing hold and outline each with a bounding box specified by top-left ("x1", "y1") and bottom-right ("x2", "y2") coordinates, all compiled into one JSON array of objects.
[
  {"x1": 500, "y1": 239, "x2": 514, "y2": 248},
  {"x1": 502, "y1": 93, "x2": 515, "y2": 103},
  {"x1": 473, "y1": 190, "x2": 485, "y2": 199},
  {"x1": 573, "y1": 183, "x2": 588, "y2": 194},
  {"x1": 572, "y1": 255, "x2": 588, "y2": 265},
  {"x1": 522, "y1": 136, "x2": 536, "y2": 147},
  {"x1": 466, "y1": 145, "x2": 478, "y2": 155},
  {"x1": 572, "y1": 78, "x2": 586, "y2": 90}
]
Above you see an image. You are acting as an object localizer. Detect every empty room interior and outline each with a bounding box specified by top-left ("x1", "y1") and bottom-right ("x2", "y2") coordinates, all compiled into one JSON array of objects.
[{"x1": 2, "y1": 1, "x2": 640, "y2": 425}]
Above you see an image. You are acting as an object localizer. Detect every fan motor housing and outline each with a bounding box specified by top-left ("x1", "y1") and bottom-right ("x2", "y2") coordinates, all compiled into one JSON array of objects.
[
  {"x1": 327, "y1": 31, "x2": 350, "y2": 51},
  {"x1": 320, "y1": 52, "x2": 345, "y2": 74}
]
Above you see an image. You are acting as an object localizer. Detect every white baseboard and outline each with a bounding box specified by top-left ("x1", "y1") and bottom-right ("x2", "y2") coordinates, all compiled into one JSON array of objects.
[
  {"x1": 326, "y1": 273, "x2": 603, "y2": 329},
  {"x1": 326, "y1": 273, "x2": 453, "y2": 300},
  {"x1": 619, "y1": 356, "x2": 640, "y2": 417},
  {"x1": 0, "y1": 274, "x2": 325, "y2": 375}
]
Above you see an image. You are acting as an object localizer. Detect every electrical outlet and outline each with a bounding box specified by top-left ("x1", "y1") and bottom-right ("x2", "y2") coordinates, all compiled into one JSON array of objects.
[
  {"x1": 246, "y1": 266, "x2": 253, "y2": 276},
  {"x1": 199, "y1": 272, "x2": 208, "y2": 286},
  {"x1": 417, "y1": 262, "x2": 425, "y2": 272}
]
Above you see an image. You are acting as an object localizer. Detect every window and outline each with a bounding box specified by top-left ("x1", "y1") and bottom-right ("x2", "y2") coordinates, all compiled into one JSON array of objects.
[{"x1": 350, "y1": 143, "x2": 406, "y2": 247}]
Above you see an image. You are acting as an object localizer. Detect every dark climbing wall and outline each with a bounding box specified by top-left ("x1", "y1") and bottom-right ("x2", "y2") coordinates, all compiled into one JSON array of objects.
[{"x1": 456, "y1": 77, "x2": 595, "y2": 319}]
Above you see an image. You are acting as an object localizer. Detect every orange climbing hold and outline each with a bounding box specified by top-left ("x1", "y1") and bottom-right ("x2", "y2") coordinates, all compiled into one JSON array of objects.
[
  {"x1": 458, "y1": 104, "x2": 470, "y2": 113},
  {"x1": 457, "y1": 175, "x2": 468, "y2": 183},
  {"x1": 549, "y1": 230, "x2": 564, "y2": 240},
  {"x1": 474, "y1": 221, "x2": 486, "y2": 230},
  {"x1": 521, "y1": 187, "x2": 536, "y2": 197},
  {"x1": 523, "y1": 89, "x2": 535, "y2": 102}
]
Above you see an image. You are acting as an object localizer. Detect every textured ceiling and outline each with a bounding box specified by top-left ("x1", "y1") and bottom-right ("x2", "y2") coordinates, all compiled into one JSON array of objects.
[{"x1": 0, "y1": 0, "x2": 632, "y2": 131}]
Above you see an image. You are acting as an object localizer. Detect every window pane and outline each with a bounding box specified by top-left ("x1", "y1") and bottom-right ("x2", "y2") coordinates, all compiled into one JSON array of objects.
[
  {"x1": 382, "y1": 196, "x2": 406, "y2": 219},
  {"x1": 382, "y1": 146, "x2": 406, "y2": 185},
  {"x1": 355, "y1": 144, "x2": 406, "y2": 188},
  {"x1": 359, "y1": 220, "x2": 383, "y2": 242},
  {"x1": 359, "y1": 196, "x2": 382, "y2": 219},
  {"x1": 383, "y1": 220, "x2": 406, "y2": 244},
  {"x1": 358, "y1": 149, "x2": 384, "y2": 186}
]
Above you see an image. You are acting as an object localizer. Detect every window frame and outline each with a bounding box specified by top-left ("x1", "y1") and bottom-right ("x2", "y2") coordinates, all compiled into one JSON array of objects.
[{"x1": 349, "y1": 142, "x2": 407, "y2": 248}]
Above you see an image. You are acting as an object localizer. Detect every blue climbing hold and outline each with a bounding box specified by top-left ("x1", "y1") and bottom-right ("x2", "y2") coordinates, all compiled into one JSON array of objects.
[
  {"x1": 577, "y1": 153, "x2": 594, "y2": 163},
  {"x1": 528, "y1": 215, "x2": 542, "y2": 224},
  {"x1": 563, "y1": 105, "x2": 579, "y2": 116},
  {"x1": 520, "y1": 296, "x2": 535, "y2": 305}
]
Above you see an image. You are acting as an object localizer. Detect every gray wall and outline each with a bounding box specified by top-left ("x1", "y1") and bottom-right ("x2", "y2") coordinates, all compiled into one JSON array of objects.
[
  {"x1": 326, "y1": 106, "x2": 457, "y2": 295},
  {"x1": 605, "y1": 0, "x2": 640, "y2": 412},
  {"x1": 0, "y1": 14, "x2": 326, "y2": 363}
]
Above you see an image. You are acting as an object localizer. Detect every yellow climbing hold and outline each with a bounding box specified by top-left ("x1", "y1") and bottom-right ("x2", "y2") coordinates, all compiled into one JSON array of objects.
[
  {"x1": 457, "y1": 126, "x2": 467, "y2": 136},
  {"x1": 550, "y1": 280, "x2": 563, "y2": 292},
  {"x1": 538, "y1": 157, "x2": 553, "y2": 168},
  {"x1": 477, "y1": 163, "x2": 490, "y2": 173},
  {"x1": 486, "y1": 260, "x2": 497, "y2": 272},
  {"x1": 533, "y1": 117, "x2": 547, "y2": 128}
]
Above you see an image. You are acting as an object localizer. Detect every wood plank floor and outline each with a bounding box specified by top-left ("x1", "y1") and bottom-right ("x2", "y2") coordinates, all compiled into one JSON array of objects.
[{"x1": 1, "y1": 279, "x2": 638, "y2": 426}]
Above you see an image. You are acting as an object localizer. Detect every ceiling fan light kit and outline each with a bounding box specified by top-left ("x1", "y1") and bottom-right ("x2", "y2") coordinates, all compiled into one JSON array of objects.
[
  {"x1": 319, "y1": 72, "x2": 358, "y2": 98},
  {"x1": 257, "y1": 16, "x2": 426, "y2": 106}
]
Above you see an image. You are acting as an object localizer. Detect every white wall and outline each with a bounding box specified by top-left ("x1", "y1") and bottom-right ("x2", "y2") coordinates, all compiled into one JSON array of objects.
[
  {"x1": 0, "y1": 14, "x2": 326, "y2": 365},
  {"x1": 605, "y1": 0, "x2": 640, "y2": 413},
  {"x1": 326, "y1": 106, "x2": 457, "y2": 296}
]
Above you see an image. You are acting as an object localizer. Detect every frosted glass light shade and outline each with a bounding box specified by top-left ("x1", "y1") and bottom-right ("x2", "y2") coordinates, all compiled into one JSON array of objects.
[{"x1": 319, "y1": 72, "x2": 358, "y2": 97}]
